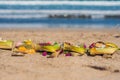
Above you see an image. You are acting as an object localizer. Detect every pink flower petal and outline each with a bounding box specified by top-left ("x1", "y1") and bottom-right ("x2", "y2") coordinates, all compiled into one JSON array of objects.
[
  {"x1": 42, "y1": 52, "x2": 47, "y2": 56},
  {"x1": 65, "y1": 53, "x2": 72, "y2": 56},
  {"x1": 39, "y1": 42, "x2": 51, "y2": 46},
  {"x1": 84, "y1": 44, "x2": 87, "y2": 48},
  {"x1": 15, "y1": 42, "x2": 23, "y2": 47},
  {"x1": 47, "y1": 42, "x2": 51, "y2": 45},
  {"x1": 89, "y1": 43, "x2": 95, "y2": 48}
]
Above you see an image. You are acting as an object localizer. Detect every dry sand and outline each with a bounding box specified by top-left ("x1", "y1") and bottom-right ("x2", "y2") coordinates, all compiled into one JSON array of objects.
[{"x1": 0, "y1": 28, "x2": 120, "y2": 80}]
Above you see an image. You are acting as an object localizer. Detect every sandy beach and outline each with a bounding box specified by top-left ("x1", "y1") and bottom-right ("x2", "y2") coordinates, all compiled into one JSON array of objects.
[{"x1": 0, "y1": 28, "x2": 120, "y2": 80}]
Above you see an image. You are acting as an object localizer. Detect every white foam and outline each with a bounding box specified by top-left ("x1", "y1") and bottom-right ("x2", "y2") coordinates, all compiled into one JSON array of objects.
[
  {"x1": 0, "y1": 1, "x2": 120, "y2": 6},
  {"x1": 0, "y1": 10, "x2": 120, "y2": 15},
  {"x1": 0, "y1": 14, "x2": 48, "y2": 18}
]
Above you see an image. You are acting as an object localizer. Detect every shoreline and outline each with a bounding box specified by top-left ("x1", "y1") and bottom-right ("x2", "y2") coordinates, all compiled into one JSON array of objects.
[{"x1": 0, "y1": 26, "x2": 119, "y2": 30}]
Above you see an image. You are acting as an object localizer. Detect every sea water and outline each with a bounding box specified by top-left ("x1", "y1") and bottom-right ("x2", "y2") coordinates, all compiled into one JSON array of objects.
[{"x1": 0, "y1": 1, "x2": 120, "y2": 28}]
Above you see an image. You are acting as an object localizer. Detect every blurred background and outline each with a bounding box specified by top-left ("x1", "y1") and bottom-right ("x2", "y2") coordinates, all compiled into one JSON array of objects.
[{"x1": 0, "y1": 0, "x2": 120, "y2": 28}]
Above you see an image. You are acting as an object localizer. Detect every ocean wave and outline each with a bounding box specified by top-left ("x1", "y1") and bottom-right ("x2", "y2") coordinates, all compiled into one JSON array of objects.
[
  {"x1": 0, "y1": 1, "x2": 120, "y2": 6},
  {"x1": 0, "y1": 5, "x2": 120, "y2": 10},
  {"x1": 0, "y1": 10, "x2": 120, "y2": 15},
  {"x1": 0, "y1": 16, "x2": 120, "y2": 27}
]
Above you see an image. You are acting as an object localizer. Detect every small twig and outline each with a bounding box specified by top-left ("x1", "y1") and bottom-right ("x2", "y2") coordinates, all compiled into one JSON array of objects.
[
  {"x1": 86, "y1": 65, "x2": 107, "y2": 71},
  {"x1": 114, "y1": 35, "x2": 120, "y2": 38}
]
